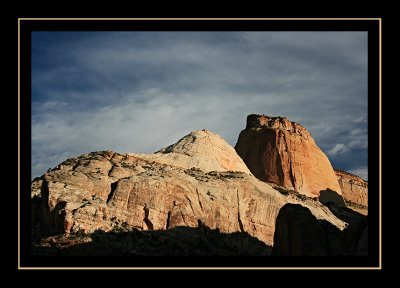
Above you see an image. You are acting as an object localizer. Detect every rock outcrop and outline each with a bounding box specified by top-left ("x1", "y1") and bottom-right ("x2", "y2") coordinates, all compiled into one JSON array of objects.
[
  {"x1": 31, "y1": 132, "x2": 347, "y2": 248},
  {"x1": 272, "y1": 203, "x2": 368, "y2": 256},
  {"x1": 334, "y1": 169, "x2": 368, "y2": 212},
  {"x1": 272, "y1": 204, "x2": 334, "y2": 256},
  {"x1": 235, "y1": 114, "x2": 343, "y2": 206}
]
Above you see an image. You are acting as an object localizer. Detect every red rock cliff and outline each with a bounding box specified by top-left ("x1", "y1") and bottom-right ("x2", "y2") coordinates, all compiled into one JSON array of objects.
[
  {"x1": 235, "y1": 114, "x2": 343, "y2": 204},
  {"x1": 334, "y1": 169, "x2": 368, "y2": 209}
]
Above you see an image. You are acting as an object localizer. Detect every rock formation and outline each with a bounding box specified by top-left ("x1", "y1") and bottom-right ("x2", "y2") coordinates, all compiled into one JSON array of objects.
[
  {"x1": 129, "y1": 129, "x2": 251, "y2": 174},
  {"x1": 235, "y1": 114, "x2": 344, "y2": 206},
  {"x1": 272, "y1": 203, "x2": 334, "y2": 256},
  {"x1": 31, "y1": 130, "x2": 347, "y2": 249},
  {"x1": 334, "y1": 169, "x2": 368, "y2": 213},
  {"x1": 272, "y1": 203, "x2": 368, "y2": 256}
]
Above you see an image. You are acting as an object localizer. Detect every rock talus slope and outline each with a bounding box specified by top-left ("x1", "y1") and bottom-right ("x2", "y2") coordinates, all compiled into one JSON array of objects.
[
  {"x1": 31, "y1": 130, "x2": 347, "y2": 247},
  {"x1": 235, "y1": 114, "x2": 343, "y2": 205}
]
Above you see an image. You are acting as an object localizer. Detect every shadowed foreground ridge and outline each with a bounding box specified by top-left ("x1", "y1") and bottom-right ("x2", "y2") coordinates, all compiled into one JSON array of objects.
[
  {"x1": 32, "y1": 225, "x2": 272, "y2": 256},
  {"x1": 272, "y1": 203, "x2": 368, "y2": 256}
]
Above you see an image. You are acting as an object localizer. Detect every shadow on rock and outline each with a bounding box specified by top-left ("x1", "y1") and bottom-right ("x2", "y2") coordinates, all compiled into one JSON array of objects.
[
  {"x1": 318, "y1": 188, "x2": 347, "y2": 208},
  {"x1": 322, "y1": 201, "x2": 368, "y2": 256},
  {"x1": 272, "y1": 203, "x2": 368, "y2": 256},
  {"x1": 31, "y1": 179, "x2": 68, "y2": 241},
  {"x1": 32, "y1": 225, "x2": 272, "y2": 256}
]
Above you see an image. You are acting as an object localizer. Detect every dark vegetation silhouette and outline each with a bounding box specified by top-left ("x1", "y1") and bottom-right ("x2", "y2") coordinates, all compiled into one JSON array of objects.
[{"x1": 32, "y1": 225, "x2": 273, "y2": 256}]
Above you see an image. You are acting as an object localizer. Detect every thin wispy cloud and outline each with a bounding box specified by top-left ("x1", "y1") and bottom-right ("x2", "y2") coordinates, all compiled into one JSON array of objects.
[
  {"x1": 348, "y1": 168, "x2": 369, "y2": 182},
  {"x1": 31, "y1": 31, "x2": 368, "y2": 180},
  {"x1": 327, "y1": 144, "x2": 350, "y2": 157}
]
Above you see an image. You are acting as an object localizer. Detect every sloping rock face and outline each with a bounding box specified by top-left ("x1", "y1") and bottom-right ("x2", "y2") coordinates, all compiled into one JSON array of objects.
[
  {"x1": 31, "y1": 148, "x2": 346, "y2": 247},
  {"x1": 272, "y1": 204, "x2": 333, "y2": 256},
  {"x1": 272, "y1": 203, "x2": 368, "y2": 256},
  {"x1": 129, "y1": 129, "x2": 251, "y2": 174},
  {"x1": 334, "y1": 169, "x2": 368, "y2": 209},
  {"x1": 235, "y1": 114, "x2": 343, "y2": 205}
]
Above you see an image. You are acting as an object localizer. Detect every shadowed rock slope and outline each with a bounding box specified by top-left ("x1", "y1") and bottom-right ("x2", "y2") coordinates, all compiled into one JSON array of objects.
[{"x1": 272, "y1": 203, "x2": 368, "y2": 256}]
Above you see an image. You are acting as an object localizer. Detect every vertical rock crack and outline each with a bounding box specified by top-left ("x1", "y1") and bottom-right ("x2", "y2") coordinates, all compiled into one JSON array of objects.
[
  {"x1": 143, "y1": 204, "x2": 154, "y2": 230},
  {"x1": 237, "y1": 190, "x2": 245, "y2": 233}
]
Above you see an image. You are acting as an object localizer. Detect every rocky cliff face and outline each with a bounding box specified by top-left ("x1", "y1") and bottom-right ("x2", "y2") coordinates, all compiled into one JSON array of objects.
[
  {"x1": 31, "y1": 130, "x2": 347, "y2": 249},
  {"x1": 235, "y1": 114, "x2": 343, "y2": 205},
  {"x1": 334, "y1": 169, "x2": 368, "y2": 211}
]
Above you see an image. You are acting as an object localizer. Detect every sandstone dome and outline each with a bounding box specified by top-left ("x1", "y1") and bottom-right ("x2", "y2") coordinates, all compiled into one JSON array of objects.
[{"x1": 129, "y1": 129, "x2": 251, "y2": 174}]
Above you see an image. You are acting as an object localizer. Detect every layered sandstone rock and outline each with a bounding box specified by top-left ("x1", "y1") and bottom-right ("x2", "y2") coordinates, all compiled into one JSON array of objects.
[
  {"x1": 334, "y1": 169, "x2": 368, "y2": 209},
  {"x1": 235, "y1": 114, "x2": 343, "y2": 205},
  {"x1": 31, "y1": 133, "x2": 347, "y2": 247}
]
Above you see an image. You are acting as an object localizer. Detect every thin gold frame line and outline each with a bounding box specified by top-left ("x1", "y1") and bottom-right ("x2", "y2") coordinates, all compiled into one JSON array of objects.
[
  {"x1": 18, "y1": 18, "x2": 382, "y2": 270},
  {"x1": 18, "y1": 267, "x2": 383, "y2": 270},
  {"x1": 379, "y1": 18, "x2": 382, "y2": 269},
  {"x1": 17, "y1": 18, "x2": 382, "y2": 21},
  {"x1": 18, "y1": 17, "x2": 21, "y2": 270}
]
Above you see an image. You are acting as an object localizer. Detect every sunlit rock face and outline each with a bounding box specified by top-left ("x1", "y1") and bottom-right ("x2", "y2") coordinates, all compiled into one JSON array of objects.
[
  {"x1": 31, "y1": 131, "x2": 347, "y2": 247},
  {"x1": 128, "y1": 129, "x2": 251, "y2": 174},
  {"x1": 334, "y1": 169, "x2": 368, "y2": 212},
  {"x1": 235, "y1": 114, "x2": 343, "y2": 205}
]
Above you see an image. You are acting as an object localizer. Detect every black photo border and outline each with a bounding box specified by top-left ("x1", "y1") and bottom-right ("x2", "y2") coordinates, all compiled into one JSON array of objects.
[{"x1": 18, "y1": 18, "x2": 382, "y2": 270}]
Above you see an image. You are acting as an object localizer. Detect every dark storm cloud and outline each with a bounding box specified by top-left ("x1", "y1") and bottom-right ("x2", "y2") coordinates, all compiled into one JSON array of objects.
[{"x1": 31, "y1": 31, "x2": 368, "y2": 180}]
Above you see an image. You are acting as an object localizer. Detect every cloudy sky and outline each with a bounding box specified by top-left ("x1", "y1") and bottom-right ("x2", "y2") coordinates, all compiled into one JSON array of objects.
[{"x1": 31, "y1": 31, "x2": 368, "y2": 180}]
